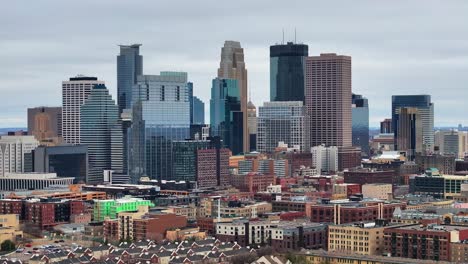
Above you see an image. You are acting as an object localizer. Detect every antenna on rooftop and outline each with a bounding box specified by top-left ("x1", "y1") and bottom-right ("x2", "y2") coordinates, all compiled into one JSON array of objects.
[
  {"x1": 294, "y1": 27, "x2": 297, "y2": 43},
  {"x1": 282, "y1": 28, "x2": 284, "y2": 44}
]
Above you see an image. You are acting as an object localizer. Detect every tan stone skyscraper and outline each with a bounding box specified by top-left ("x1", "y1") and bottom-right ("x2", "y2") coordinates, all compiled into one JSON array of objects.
[
  {"x1": 305, "y1": 53, "x2": 352, "y2": 148},
  {"x1": 217, "y1": 41, "x2": 249, "y2": 153}
]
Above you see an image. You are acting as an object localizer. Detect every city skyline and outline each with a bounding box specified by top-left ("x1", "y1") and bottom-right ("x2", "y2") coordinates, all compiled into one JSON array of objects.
[{"x1": 2, "y1": 1, "x2": 468, "y2": 128}]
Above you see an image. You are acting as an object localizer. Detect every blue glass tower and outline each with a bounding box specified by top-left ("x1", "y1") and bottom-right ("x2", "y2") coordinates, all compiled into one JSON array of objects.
[
  {"x1": 352, "y1": 94, "x2": 369, "y2": 156},
  {"x1": 210, "y1": 78, "x2": 244, "y2": 155},
  {"x1": 193, "y1": 96, "x2": 205, "y2": 125},
  {"x1": 129, "y1": 72, "x2": 190, "y2": 182}
]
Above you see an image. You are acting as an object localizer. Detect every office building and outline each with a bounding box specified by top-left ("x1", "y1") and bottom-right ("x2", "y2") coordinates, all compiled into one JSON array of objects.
[
  {"x1": 192, "y1": 96, "x2": 205, "y2": 125},
  {"x1": 311, "y1": 144, "x2": 338, "y2": 173},
  {"x1": 62, "y1": 76, "x2": 105, "y2": 144},
  {"x1": 395, "y1": 107, "x2": 423, "y2": 159},
  {"x1": 380, "y1": 118, "x2": 393, "y2": 133},
  {"x1": 257, "y1": 101, "x2": 307, "y2": 153},
  {"x1": 435, "y1": 130, "x2": 465, "y2": 157},
  {"x1": 230, "y1": 172, "x2": 276, "y2": 192},
  {"x1": 27, "y1": 106, "x2": 62, "y2": 145},
  {"x1": 172, "y1": 139, "x2": 217, "y2": 182},
  {"x1": 32, "y1": 145, "x2": 88, "y2": 184},
  {"x1": 305, "y1": 53, "x2": 352, "y2": 147},
  {"x1": 210, "y1": 78, "x2": 244, "y2": 154},
  {"x1": 196, "y1": 146, "x2": 230, "y2": 188},
  {"x1": 248, "y1": 101, "x2": 257, "y2": 151},
  {"x1": 352, "y1": 94, "x2": 369, "y2": 156},
  {"x1": 328, "y1": 221, "x2": 390, "y2": 256},
  {"x1": 129, "y1": 72, "x2": 190, "y2": 182},
  {"x1": 338, "y1": 146, "x2": 362, "y2": 171},
  {"x1": 117, "y1": 44, "x2": 143, "y2": 113},
  {"x1": 270, "y1": 42, "x2": 308, "y2": 102},
  {"x1": 414, "y1": 153, "x2": 455, "y2": 174},
  {"x1": 81, "y1": 84, "x2": 123, "y2": 184},
  {"x1": 392, "y1": 95, "x2": 434, "y2": 152},
  {"x1": 410, "y1": 173, "x2": 468, "y2": 199},
  {"x1": 0, "y1": 135, "x2": 39, "y2": 176},
  {"x1": 217, "y1": 40, "x2": 249, "y2": 153}
]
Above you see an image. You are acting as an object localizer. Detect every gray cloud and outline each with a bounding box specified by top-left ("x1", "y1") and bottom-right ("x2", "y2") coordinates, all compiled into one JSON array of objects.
[{"x1": 1, "y1": 0, "x2": 468, "y2": 127}]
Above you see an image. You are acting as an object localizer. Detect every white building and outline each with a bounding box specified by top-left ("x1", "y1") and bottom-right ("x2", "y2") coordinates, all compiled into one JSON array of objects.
[
  {"x1": 0, "y1": 172, "x2": 74, "y2": 190},
  {"x1": 0, "y1": 135, "x2": 39, "y2": 176},
  {"x1": 62, "y1": 76, "x2": 105, "y2": 144},
  {"x1": 257, "y1": 101, "x2": 307, "y2": 153},
  {"x1": 311, "y1": 144, "x2": 338, "y2": 173}
]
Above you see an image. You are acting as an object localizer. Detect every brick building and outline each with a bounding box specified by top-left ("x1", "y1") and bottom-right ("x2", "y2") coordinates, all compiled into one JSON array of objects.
[
  {"x1": 230, "y1": 172, "x2": 275, "y2": 192},
  {"x1": 384, "y1": 224, "x2": 468, "y2": 261},
  {"x1": 196, "y1": 148, "x2": 230, "y2": 188},
  {"x1": 344, "y1": 168, "x2": 395, "y2": 185},
  {"x1": 306, "y1": 202, "x2": 406, "y2": 225},
  {"x1": 268, "y1": 222, "x2": 327, "y2": 252},
  {"x1": 338, "y1": 146, "x2": 362, "y2": 171}
]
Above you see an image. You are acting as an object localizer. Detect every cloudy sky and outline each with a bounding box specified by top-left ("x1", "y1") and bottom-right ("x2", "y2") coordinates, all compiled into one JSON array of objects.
[{"x1": 1, "y1": 0, "x2": 468, "y2": 128}]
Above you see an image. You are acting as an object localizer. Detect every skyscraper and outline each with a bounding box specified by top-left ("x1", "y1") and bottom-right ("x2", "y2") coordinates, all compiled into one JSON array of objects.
[
  {"x1": 395, "y1": 107, "x2": 423, "y2": 160},
  {"x1": 257, "y1": 101, "x2": 307, "y2": 153},
  {"x1": 247, "y1": 101, "x2": 257, "y2": 151},
  {"x1": 380, "y1": 119, "x2": 393, "y2": 134},
  {"x1": 217, "y1": 41, "x2": 249, "y2": 153},
  {"x1": 62, "y1": 76, "x2": 104, "y2": 144},
  {"x1": 129, "y1": 72, "x2": 190, "y2": 182},
  {"x1": 270, "y1": 42, "x2": 308, "y2": 102},
  {"x1": 210, "y1": 78, "x2": 244, "y2": 155},
  {"x1": 305, "y1": 53, "x2": 352, "y2": 148},
  {"x1": 192, "y1": 96, "x2": 205, "y2": 125},
  {"x1": 81, "y1": 84, "x2": 123, "y2": 184},
  {"x1": 27, "y1": 106, "x2": 62, "y2": 145},
  {"x1": 117, "y1": 44, "x2": 143, "y2": 113},
  {"x1": 392, "y1": 95, "x2": 434, "y2": 152},
  {"x1": 352, "y1": 94, "x2": 369, "y2": 156}
]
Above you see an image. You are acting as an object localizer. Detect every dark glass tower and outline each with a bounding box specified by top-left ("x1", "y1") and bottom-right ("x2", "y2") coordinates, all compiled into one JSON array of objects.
[
  {"x1": 392, "y1": 95, "x2": 434, "y2": 152},
  {"x1": 210, "y1": 78, "x2": 244, "y2": 155},
  {"x1": 270, "y1": 42, "x2": 308, "y2": 102},
  {"x1": 117, "y1": 44, "x2": 143, "y2": 113},
  {"x1": 352, "y1": 94, "x2": 369, "y2": 156}
]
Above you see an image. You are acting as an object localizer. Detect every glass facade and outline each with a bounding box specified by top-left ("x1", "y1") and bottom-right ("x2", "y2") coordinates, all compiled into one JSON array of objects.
[
  {"x1": 80, "y1": 84, "x2": 122, "y2": 184},
  {"x1": 392, "y1": 95, "x2": 434, "y2": 152},
  {"x1": 257, "y1": 101, "x2": 307, "y2": 153},
  {"x1": 210, "y1": 78, "x2": 244, "y2": 155},
  {"x1": 172, "y1": 140, "x2": 212, "y2": 182},
  {"x1": 270, "y1": 42, "x2": 308, "y2": 102},
  {"x1": 352, "y1": 94, "x2": 369, "y2": 156},
  {"x1": 117, "y1": 44, "x2": 143, "y2": 113},
  {"x1": 129, "y1": 72, "x2": 190, "y2": 182},
  {"x1": 193, "y1": 96, "x2": 205, "y2": 125}
]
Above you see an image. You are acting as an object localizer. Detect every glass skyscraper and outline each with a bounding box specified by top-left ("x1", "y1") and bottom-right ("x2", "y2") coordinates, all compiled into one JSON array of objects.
[
  {"x1": 172, "y1": 139, "x2": 212, "y2": 182},
  {"x1": 193, "y1": 96, "x2": 205, "y2": 125},
  {"x1": 210, "y1": 78, "x2": 244, "y2": 155},
  {"x1": 392, "y1": 95, "x2": 434, "y2": 152},
  {"x1": 257, "y1": 101, "x2": 307, "y2": 153},
  {"x1": 270, "y1": 42, "x2": 308, "y2": 102},
  {"x1": 352, "y1": 94, "x2": 369, "y2": 156},
  {"x1": 80, "y1": 84, "x2": 123, "y2": 184},
  {"x1": 129, "y1": 72, "x2": 190, "y2": 182},
  {"x1": 117, "y1": 44, "x2": 143, "y2": 113}
]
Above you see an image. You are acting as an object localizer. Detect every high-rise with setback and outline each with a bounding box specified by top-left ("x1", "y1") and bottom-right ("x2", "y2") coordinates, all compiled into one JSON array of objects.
[
  {"x1": 392, "y1": 95, "x2": 434, "y2": 153},
  {"x1": 62, "y1": 76, "x2": 104, "y2": 144},
  {"x1": 117, "y1": 44, "x2": 143, "y2": 113},
  {"x1": 305, "y1": 53, "x2": 352, "y2": 148},
  {"x1": 217, "y1": 41, "x2": 249, "y2": 153},
  {"x1": 81, "y1": 84, "x2": 123, "y2": 184}
]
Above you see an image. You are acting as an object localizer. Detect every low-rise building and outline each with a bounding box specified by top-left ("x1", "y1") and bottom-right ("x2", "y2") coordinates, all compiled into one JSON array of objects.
[
  {"x1": 362, "y1": 184, "x2": 393, "y2": 200},
  {"x1": 328, "y1": 220, "x2": 390, "y2": 256},
  {"x1": 0, "y1": 214, "x2": 22, "y2": 243}
]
